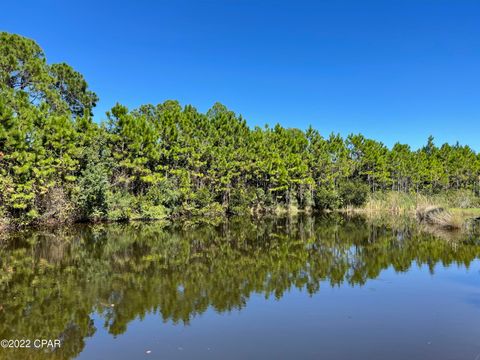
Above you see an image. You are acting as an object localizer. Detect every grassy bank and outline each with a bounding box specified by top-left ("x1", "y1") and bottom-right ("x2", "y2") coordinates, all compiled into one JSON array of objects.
[
  {"x1": 2, "y1": 32, "x2": 480, "y2": 231},
  {"x1": 357, "y1": 190, "x2": 480, "y2": 214},
  {"x1": 349, "y1": 190, "x2": 480, "y2": 230},
  {"x1": 450, "y1": 208, "x2": 480, "y2": 218}
]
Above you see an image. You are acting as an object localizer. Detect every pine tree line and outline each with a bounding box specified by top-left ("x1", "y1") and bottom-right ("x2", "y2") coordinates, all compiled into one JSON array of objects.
[{"x1": 1, "y1": 33, "x2": 479, "y2": 225}]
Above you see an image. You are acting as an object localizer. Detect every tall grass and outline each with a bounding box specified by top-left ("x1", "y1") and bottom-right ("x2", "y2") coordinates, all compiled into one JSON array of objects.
[
  {"x1": 363, "y1": 192, "x2": 429, "y2": 214},
  {"x1": 416, "y1": 205, "x2": 464, "y2": 230},
  {"x1": 363, "y1": 189, "x2": 480, "y2": 214},
  {"x1": 359, "y1": 190, "x2": 480, "y2": 231}
]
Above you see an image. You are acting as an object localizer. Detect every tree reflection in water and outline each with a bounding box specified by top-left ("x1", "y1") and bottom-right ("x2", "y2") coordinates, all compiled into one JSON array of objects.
[{"x1": 1, "y1": 215, "x2": 479, "y2": 359}]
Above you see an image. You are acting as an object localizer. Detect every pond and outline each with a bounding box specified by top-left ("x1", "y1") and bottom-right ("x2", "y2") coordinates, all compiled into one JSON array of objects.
[{"x1": 0, "y1": 215, "x2": 479, "y2": 359}]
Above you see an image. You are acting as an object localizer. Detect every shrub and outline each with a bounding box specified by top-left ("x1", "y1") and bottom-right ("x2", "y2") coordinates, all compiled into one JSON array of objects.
[
  {"x1": 229, "y1": 187, "x2": 254, "y2": 215},
  {"x1": 106, "y1": 191, "x2": 136, "y2": 221},
  {"x1": 76, "y1": 163, "x2": 109, "y2": 220},
  {"x1": 38, "y1": 187, "x2": 74, "y2": 224},
  {"x1": 145, "y1": 178, "x2": 181, "y2": 209},
  {"x1": 139, "y1": 204, "x2": 168, "y2": 220},
  {"x1": 314, "y1": 187, "x2": 340, "y2": 210},
  {"x1": 338, "y1": 180, "x2": 369, "y2": 207}
]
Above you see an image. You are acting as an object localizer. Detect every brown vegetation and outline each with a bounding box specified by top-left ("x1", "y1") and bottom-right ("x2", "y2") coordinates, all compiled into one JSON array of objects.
[{"x1": 416, "y1": 206, "x2": 462, "y2": 230}]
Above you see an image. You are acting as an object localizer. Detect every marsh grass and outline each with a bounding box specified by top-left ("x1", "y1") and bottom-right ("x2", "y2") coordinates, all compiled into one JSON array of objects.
[
  {"x1": 354, "y1": 191, "x2": 480, "y2": 231},
  {"x1": 361, "y1": 192, "x2": 435, "y2": 215},
  {"x1": 416, "y1": 206, "x2": 463, "y2": 230},
  {"x1": 362, "y1": 191, "x2": 480, "y2": 213},
  {"x1": 450, "y1": 208, "x2": 480, "y2": 218}
]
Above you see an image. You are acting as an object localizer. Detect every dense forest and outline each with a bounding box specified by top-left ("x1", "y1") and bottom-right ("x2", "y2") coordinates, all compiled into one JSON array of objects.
[{"x1": 1, "y1": 32, "x2": 479, "y2": 226}]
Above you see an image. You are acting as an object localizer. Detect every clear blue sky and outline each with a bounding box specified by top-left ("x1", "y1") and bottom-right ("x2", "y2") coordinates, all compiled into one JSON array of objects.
[{"x1": 2, "y1": 0, "x2": 479, "y2": 150}]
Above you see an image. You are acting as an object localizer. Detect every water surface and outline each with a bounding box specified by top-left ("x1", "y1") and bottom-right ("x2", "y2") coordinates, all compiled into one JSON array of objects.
[{"x1": 1, "y1": 215, "x2": 479, "y2": 359}]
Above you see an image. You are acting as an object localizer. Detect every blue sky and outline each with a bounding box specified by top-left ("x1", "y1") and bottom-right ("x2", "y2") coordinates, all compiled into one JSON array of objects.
[{"x1": 2, "y1": 0, "x2": 479, "y2": 150}]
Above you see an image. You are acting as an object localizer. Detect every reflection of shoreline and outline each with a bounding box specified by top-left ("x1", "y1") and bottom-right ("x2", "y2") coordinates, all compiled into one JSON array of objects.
[{"x1": 1, "y1": 216, "x2": 479, "y2": 359}]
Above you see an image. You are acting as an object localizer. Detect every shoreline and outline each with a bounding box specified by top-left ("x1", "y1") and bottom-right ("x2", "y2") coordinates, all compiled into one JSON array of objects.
[{"x1": 2, "y1": 206, "x2": 479, "y2": 233}]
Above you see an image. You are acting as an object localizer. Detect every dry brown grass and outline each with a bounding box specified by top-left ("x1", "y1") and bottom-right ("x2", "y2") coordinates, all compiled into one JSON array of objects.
[
  {"x1": 363, "y1": 192, "x2": 433, "y2": 214},
  {"x1": 416, "y1": 206, "x2": 463, "y2": 230},
  {"x1": 358, "y1": 192, "x2": 478, "y2": 231}
]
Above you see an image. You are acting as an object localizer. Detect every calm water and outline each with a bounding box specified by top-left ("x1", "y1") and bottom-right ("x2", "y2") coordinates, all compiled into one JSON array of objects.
[{"x1": 1, "y1": 215, "x2": 480, "y2": 360}]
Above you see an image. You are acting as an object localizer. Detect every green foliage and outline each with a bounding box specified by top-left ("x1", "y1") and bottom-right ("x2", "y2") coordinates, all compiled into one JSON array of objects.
[
  {"x1": 314, "y1": 187, "x2": 340, "y2": 210},
  {"x1": 1, "y1": 31, "x2": 480, "y2": 226},
  {"x1": 0, "y1": 32, "x2": 98, "y2": 224},
  {"x1": 106, "y1": 191, "x2": 136, "y2": 221},
  {"x1": 76, "y1": 162, "x2": 109, "y2": 220},
  {"x1": 338, "y1": 180, "x2": 370, "y2": 207},
  {"x1": 228, "y1": 187, "x2": 254, "y2": 215},
  {"x1": 144, "y1": 178, "x2": 180, "y2": 209}
]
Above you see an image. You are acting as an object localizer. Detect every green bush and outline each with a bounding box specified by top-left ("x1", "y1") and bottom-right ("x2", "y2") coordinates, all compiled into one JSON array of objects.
[
  {"x1": 314, "y1": 187, "x2": 340, "y2": 210},
  {"x1": 338, "y1": 180, "x2": 369, "y2": 207},
  {"x1": 139, "y1": 204, "x2": 168, "y2": 220},
  {"x1": 145, "y1": 178, "x2": 181, "y2": 209},
  {"x1": 76, "y1": 163, "x2": 109, "y2": 221},
  {"x1": 229, "y1": 187, "x2": 254, "y2": 215},
  {"x1": 106, "y1": 191, "x2": 137, "y2": 221}
]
